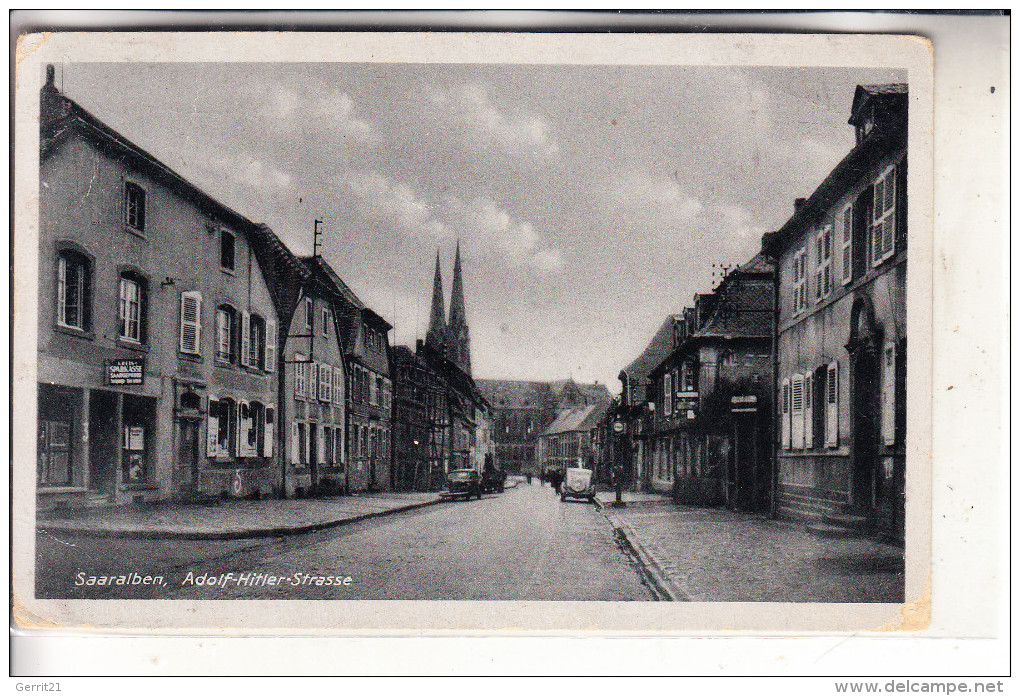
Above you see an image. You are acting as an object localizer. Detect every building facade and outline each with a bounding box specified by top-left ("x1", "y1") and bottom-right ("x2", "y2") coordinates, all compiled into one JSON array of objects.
[
  {"x1": 647, "y1": 255, "x2": 775, "y2": 511},
  {"x1": 535, "y1": 403, "x2": 611, "y2": 478},
  {"x1": 762, "y1": 83, "x2": 907, "y2": 539},
  {"x1": 37, "y1": 67, "x2": 280, "y2": 508}
]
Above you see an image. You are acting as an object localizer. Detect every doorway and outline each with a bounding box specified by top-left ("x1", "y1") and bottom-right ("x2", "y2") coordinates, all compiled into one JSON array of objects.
[
  {"x1": 850, "y1": 348, "x2": 879, "y2": 512},
  {"x1": 175, "y1": 418, "x2": 200, "y2": 498},
  {"x1": 88, "y1": 390, "x2": 119, "y2": 494}
]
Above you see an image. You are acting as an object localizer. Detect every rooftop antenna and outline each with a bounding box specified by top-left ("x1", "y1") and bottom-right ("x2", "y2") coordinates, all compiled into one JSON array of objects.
[{"x1": 312, "y1": 219, "x2": 323, "y2": 258}]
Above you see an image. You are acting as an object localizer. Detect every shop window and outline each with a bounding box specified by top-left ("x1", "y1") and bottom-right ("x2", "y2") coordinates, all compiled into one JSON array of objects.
[
  {"x1": 118, "y1": 272, "x2": 148, "y2": 344},
  {"x1": 38, "y1": 386, "x2": 75, "y2": 486},
  {"x1": 216, "y1": 305, "x2": 238, "y2": 363},
  {"x1": 207, "y1": 397, "x2": 237, "y2": 459},
  {"x1": 124, "y1": 182, "x2": 146, "y2": 233},
  {"x1": 220, "y1": 229, "x2": 235, "y2": 272},
  {"x1": 56, "y1": 250, "x2": 92, "y2": 331},
  {"x1": 122, "y1": 395, "x2": 154, "y2": 483}
]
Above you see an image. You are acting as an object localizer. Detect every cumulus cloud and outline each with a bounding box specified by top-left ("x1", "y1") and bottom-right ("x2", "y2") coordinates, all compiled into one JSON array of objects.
[
  {"x1": 269, "y1": 84, "x2": 376, "y2": 142},
  {"x1": 341, "y1": 169, "x2": 450, "y2": 240},
  {"x1": 714, "y1": 203, "x2": 768, "y2": 243},
  {"x1": 445, "y1": 196, "x2": 564, "y2": 273},
  {"x1": 607, "y1": 170, "x2": 704, "y2": 233},
  {"x1": 430, "y1": 83, "x2": 559, "y2": 158}
]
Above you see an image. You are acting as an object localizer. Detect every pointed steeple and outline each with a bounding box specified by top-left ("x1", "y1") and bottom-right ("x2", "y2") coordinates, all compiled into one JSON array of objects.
[
  {"x1": 447, "y1": 241, "x2": 472, "y2": 375},
  {"x1": 425, "y1": 250, "x2": 446, "y2": 350},
  {"x1": 449, "y1": 241, "x2": 467, "y2": 328}
]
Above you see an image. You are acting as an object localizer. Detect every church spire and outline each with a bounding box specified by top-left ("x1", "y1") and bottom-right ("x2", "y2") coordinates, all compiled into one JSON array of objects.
[
  {"x1": 425, "y1": 250, "x2": 446, "y2": 350},
  {"x1": 447, "y1": 241, "x2": 472, "y2": 375},
  {"x1": 449, "y1": 241, "x2": 467, "y2": 328}
]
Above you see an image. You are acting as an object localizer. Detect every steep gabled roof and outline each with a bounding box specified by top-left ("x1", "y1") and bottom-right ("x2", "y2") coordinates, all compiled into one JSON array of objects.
[
  {"x1": 476, "y1": 379, "x2": 553, "y2": 409},
  {"x1": 621, "y1": 315, "x2": 683, "y2": 380},
  {"x1": 541, "y1": 401, "x2": 610, "y2": 436}
]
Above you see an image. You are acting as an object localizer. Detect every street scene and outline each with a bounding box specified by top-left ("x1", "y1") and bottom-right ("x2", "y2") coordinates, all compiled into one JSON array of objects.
[{"x1": 33, "y1": 60, "x2": 907, "y2": 603}]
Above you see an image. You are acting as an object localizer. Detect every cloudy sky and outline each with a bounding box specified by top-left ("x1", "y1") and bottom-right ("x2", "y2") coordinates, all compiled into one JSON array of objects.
[{"x1": 57, "y1": 62, "x2": 903, "y2": 389}]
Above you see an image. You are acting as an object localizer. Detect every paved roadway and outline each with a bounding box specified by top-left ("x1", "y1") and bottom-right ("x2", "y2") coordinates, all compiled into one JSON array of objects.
[{"x1": 35, "y1": 481, "x2": 653, "y2": 601}]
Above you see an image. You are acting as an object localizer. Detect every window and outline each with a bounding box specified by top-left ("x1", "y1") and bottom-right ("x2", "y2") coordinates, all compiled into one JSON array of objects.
[
  {"x1": 294, "y1": 353, "x2": 307, "y2": 397},
  {"x1": 372, "y1": 375, "x2": 382, "y2": 407},
  {"x1": 324, "y1": 425, "x2": 333, "y2": 465},
  {"x1": 872, "y1": 165, "x2": 897, "y2": 264},
  {"x1": 334, "y1": 428, "x2": 343, "y2": 468},
  {"x1": 179, "y1": 291, "x2": 202, "y2": 355},
  {"x1": 309, "y1": 362, "x2": 319, "y2": 401},
  {"x1": 264, "y1": 319, "x2": 277, "y2": 373},
  {"x1": 332, "y1": 365, "x2": 343, "y2": 405},
  {"x1": 118, "y1": 273, "x2": 147, "y2": 343},
  {"x1": 216, "y1": 305, "x2": 238, "y2": 363},
  {"x1": 263, "y1": 406, "x2": 275, "y2": 458},
  {"x1": 663, "y1": 372, "x2": 672, "y2": 416},
  {"x1": 825, "y1": 363, "x2": 839, "y2": 448},
  {"x1": 681, "y1": 360, "x2": 696, "y2": 392},
  {"x1": 320, "y1": 364, "x2": 332, "y2": 403},
  {"x1": 220, "y1": 229, "x2": 235, "y2": 272},
  {"x1": 124, "y1": 182, "x2": 146, "y2": 233},
  {"x1": 803, "y1": 373, "x2": 813, "y2": 448},
  {"x1": 815, "y1": 225, "x2": 832, "y2": 301},
  {"x1": 56, "y1": 250, "x2": 91, "y2": 331},
  {"x1": 246, "y1": 313, "x2": 265, "y2": 369},
  {"x1": 780, "y1": 378, "x2": 791, "y2": 450},
  {"x1": 322, "y1": 307, "x2": 330, "y2": 337},
  {"x1": 841, "y1": 204, "x2": 854, "y2": 285},
  {"x1": 792, "y1": 247, "x2": 808, "y2": 314},
  {"x1": 304, "y1": 297, "x2": 314, "y2": 333},
  {"x1": 207, "y1": 397, "x2": 237, "y2": 459},
  {"x1": 297, "y1": 422, "x2": 308, "y2": 465}
]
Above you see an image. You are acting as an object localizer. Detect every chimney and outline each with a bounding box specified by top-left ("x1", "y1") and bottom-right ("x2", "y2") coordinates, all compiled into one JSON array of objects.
[{"x1": 794, "y1": 197, "x2": 807, "y2": 212}]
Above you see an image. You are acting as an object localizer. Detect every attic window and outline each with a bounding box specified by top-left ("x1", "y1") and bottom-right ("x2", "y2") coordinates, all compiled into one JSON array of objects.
[
  {"x1": 220, "y1": 229, "x2": 236, "y2": 272},
  {"x1": 124, "y1": 182, "x2": 146, "y2": 233}
]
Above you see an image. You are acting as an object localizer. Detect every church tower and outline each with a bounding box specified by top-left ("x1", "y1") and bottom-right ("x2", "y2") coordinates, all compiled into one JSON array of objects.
[
  {"x1": 425, "y1": 250, "x2": 447, "y2": 351},
  {"x1": 447, "y1": 241, "x2": 472, "y2": 376}
]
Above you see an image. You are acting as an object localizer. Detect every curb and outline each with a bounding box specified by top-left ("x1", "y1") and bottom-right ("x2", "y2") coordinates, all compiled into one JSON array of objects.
[
  {"x1": 594, "y1": 498, "x2": 690, "y2": 602},
  {"x1": 36, "y1": 496, "x2": 445, "y2": 541}
]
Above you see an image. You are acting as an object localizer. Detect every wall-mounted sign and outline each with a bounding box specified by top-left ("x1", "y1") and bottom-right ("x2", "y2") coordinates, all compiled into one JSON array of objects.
[
  {"x1": 612, "y1": 420, "x2": 625, "y2": 434},
  {"x1": 107, "y1": 358, "x2": 145, "y2": 385},
  {"x1": 731, "y1": 394, "x2": 758, "y2": 413}
]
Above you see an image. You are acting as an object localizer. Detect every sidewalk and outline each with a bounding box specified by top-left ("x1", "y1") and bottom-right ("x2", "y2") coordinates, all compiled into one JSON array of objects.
[
  {"x1": 597, "y1": 498, "x2": 904, "y2": 603},
  {"x1": 36, "y1": 491, "x2": 444, "y2": 540}
]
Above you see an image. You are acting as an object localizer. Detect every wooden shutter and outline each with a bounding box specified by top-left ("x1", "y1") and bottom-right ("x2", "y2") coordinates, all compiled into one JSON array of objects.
[
  {"x1": 333, "y1": 366, "x2": 342, "y2": 404},
  {"x1": 291, "y1": 422, "x2": 300, "y2": 464},
  {"x1": 317, "y1": 427, "x2": 326, "y2": 465},
  {"x1": 804, "y1": 373, "x2": 813, "y2": 449},
  {"x1": 294, "y1": 353, "x2": 305, "y2": 397},
  {"x1": 320, "y1": 364, "x2": 331, "y2": 402},
  {"x1": 180, "y1": 291, "x2": 202, "y2": 355},
  {"x1": 264, "y1": 319, "x2": 277, "y2": 372},
  {"x1": 781, "y1": 379, "x2": 791, "y2": 450},
  {"x1": 791, "y1": 374, "x2": 804, "y2": 449},
  {"x1": 881, "y1": 342, "x2": 897, "y2": 446},
  {"x1": 842, "y1": 204, "x2": 853, "y2": 284},
  {"x1": 238, "y1": 400, "x2": 251, "y2": 457},
  {"x1": 309, "y1": 362, "x2": 319, "y2": 401},
  {"x1": 264, "y1": 406, "x2": 275, "y2": 458},
  {"x1": 207, "y1": 398, "x2": 219, "y2": 457},
  {"x1": 663, "y1": 373, "x2": 672, "y2": 416},
  {"x1": 825, "y1": 363, "x2": 839, "y2": 448},
  {"x1": 241, "y1": 311, "x2": 251, "y2": 367}
]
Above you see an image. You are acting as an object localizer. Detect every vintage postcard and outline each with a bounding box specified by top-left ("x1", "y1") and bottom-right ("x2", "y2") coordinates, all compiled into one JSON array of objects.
[{"x1": 13, "y1": 30, "x2": 935, "y2": 634}]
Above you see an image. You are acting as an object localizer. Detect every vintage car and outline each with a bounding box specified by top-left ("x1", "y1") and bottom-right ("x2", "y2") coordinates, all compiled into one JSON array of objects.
[
  {"x1": 481, "y1": 466, "x2": 507, "y2": 494},
  {"x1": 560, "y1": 467, "x2": 596, "y2": 503},
  {"x1": 444, "y1": 468, "x2": 482, "y2": 501}
]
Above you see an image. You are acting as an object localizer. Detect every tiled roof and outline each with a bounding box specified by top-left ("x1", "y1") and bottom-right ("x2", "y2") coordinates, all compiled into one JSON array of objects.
[
  {"x1": 622, "y1": 315, "x2": 682, "y2": 379},
  {"x1": 476, "y1": 379, "x2": 554, "y2": 409},
  {"x1": 541, "y1": 401, "x2": 611, "y2": 436},
  {"x1": 733, "y1": 252, "x2": 775, "y2": 276},
  {"x1": 692, "y1": 279, "x2": 773, "y2": 340}
]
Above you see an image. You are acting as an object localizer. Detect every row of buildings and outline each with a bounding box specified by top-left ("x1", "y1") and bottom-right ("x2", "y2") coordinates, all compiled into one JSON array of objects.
[
  {"x1": 36, "y1": 65, "x2": 492, "y2": 510},
  {"x1": 611, "y1": 83, "x2": 908, "y2": 540}
]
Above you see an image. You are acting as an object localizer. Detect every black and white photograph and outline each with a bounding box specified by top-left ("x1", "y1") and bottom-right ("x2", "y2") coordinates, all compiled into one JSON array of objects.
[{"x1": 13, "y1": 29, "x2": 944, "y2": 638}]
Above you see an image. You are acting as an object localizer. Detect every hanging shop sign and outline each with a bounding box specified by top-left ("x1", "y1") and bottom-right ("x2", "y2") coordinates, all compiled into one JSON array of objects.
[{"x1": 106, "y1": 358, "x2": 145, "y2": 385}]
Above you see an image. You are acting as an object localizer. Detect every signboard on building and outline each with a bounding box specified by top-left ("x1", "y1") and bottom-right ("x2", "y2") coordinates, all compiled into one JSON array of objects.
[
  {"x1": 731, "y1": 395, "x2": 758, "y2": 413},
  {"x1": 107, "y1": 358, "x2": 145, "y2": 385}
]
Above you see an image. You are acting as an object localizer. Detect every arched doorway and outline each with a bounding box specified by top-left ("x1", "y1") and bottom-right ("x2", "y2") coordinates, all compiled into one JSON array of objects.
[{"x1": 846, "y1": 297, "x2": 881, "y2": 514}]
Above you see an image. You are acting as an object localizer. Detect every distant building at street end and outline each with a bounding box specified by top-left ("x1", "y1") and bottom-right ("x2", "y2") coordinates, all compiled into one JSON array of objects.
[
  {"x1": 476, "y1": 378, "x2": 612, "y2": 476},
  {"x1": 647, "y1": 254, "x2": 775, "y2": 510},
  {"x1": 536, "y1": 401, "x2": 612, "y2": 479},
  {"x1": 761, "y1": 83, "x2": 907, "y2": 540},
  {"x1": 37, "y1": 66, "x2": 280, "y2": 507}
]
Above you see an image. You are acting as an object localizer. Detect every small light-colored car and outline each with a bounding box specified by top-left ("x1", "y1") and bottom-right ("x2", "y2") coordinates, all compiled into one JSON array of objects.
[{"x1": 560, "y1": 467, "x2": 596, "y2": 503}]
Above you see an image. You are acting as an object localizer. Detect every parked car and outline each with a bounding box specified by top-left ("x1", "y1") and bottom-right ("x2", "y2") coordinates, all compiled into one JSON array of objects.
[
  {"x1": 560, "y1": 467, "x2": 596, "y2": 503},
  {"x1": 445, "y1": 469, "x2": 482, "y2": 501},
  {"x1": 481, "y1": 466, "x2": 507, "y2": 494}
]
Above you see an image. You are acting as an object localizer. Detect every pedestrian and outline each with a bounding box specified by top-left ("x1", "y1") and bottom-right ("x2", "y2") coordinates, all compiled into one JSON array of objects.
[{"x1": 526, "y1": 472, "x2": 533, "y2": 485}]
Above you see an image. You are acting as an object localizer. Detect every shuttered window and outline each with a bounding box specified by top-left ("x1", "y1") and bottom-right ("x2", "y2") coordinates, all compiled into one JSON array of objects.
[
  {"x1": 264, "y1": 319, "x2": 277, "y2": 372},
  {"x1": 815, "y1": 225, "x2": 832, "y2": 301},
  {"x1": 792, "y1": 248, "x2": 808, "y2": 314},
  {"x1": 294, "y1": 353, "x2": 307, "y2": 397},
  {"x1": 663, "y1": 373, "x2": 673, "y2": 416},
  {"x1": 841, "y1": 204, "x2": 854, "y2": 285},
  {"x1": 804, "y1": 373, "x2": 813, "y2": 449},
  {"x1": 264, "y1": 406, "x2": 275, "y2": 458},
  {"x1": 320, "y1": 364, "x2": 332, "y2": 403},
  {"x1": 240, "y1": 311, "x2": 251, "y2": 367},
  {"x1": 207, "y1": 398, "x2": 219, "y2": 457},
  {"x1": 332, "y1": 366, "x2": 343, "y2": 405},
  {"x1": 291, "y1": 422, "x2": 300, "y2": 464},
  {"x1": 781, "y1": 379, "x2": 791, "y2": 450},
  {"x1": 825, "y1": 363, "x2": 839, "y2": 448},
  {"x1": 309, "y1": 363, "x2": 319, "y2": 401},
  {"x1": 872, "y1": 165, "x2": 897, "y2": 264},
  {"x1": 238, "y1": 400, "x2": 253, "y2": 457},
  {"x1": 791, "y1": 374, "x2": 805, "y2": 449},
  {"x1": 179, "y1": 291, "x2": 202, "y2": 355}
]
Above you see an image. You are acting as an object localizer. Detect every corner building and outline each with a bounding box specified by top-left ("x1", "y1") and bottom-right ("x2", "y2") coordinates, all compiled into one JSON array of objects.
[{"x1": 37, "y1": 67, "x2": 279, "y2": 507}]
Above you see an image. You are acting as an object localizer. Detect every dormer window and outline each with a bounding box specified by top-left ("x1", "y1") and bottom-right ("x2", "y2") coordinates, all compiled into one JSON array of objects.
[
  {"x1": 124, "y1": 182, "x2": 146, "y2": 234},
  {"x1": 220, "y1": 229, "x2": 235, "y2": 272}
]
